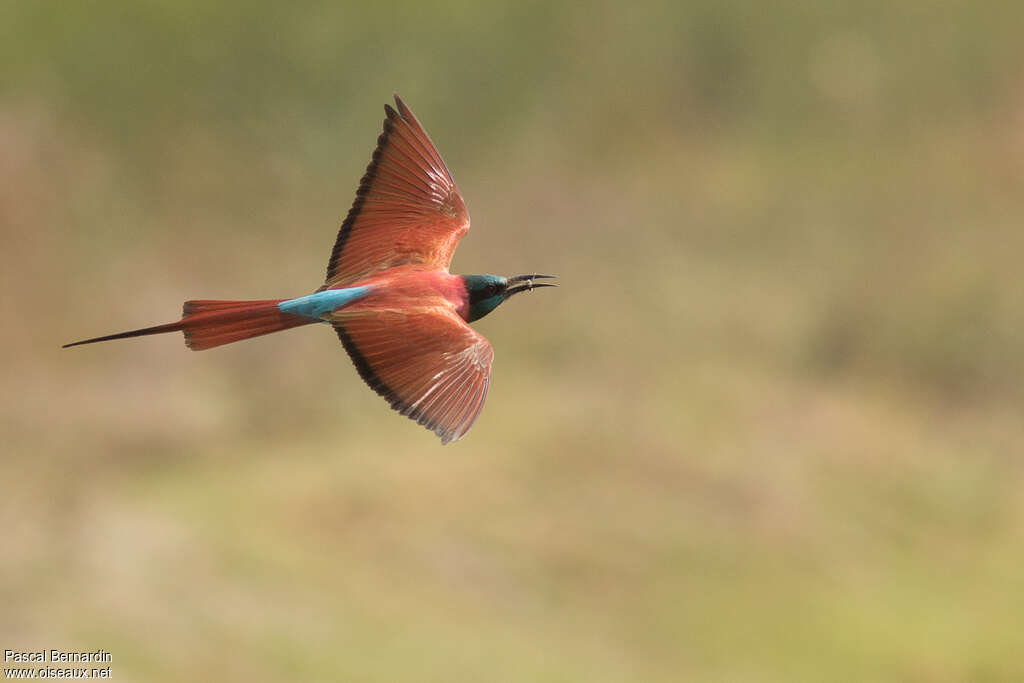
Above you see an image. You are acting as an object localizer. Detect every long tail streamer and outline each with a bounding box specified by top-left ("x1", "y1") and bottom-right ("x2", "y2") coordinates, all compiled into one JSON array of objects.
[{"x1": 62, "y1": 300, "x2": 312, "y2": 351}]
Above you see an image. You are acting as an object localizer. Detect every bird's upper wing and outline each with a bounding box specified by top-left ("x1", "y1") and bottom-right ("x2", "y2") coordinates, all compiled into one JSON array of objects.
[
  {"x1": 323, "y1": 95, "x2": 471, "y2": 288},
  {"x1": 333, "y1": 307, "x2": 493, "y2": 444}
]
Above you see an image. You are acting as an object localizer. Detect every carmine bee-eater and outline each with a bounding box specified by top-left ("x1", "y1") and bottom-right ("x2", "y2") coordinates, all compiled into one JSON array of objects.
[{"x1": 64, "y1": 95, "x2": 555, "y2": 443}]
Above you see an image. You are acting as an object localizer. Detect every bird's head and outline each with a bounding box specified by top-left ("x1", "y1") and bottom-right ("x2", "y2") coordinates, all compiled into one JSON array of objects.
[{"x1": 461, "y1": 274, "x2": 557, "y2": 322}]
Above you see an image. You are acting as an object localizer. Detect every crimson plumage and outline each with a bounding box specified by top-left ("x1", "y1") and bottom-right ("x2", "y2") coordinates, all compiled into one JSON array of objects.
[{"x1": 64, "y1": 95, "x2": 554, "y2": 443}]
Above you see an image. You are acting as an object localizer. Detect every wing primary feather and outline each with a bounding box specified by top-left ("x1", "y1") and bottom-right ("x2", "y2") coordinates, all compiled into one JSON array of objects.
[
  {"x1": 323, "y1": 95, "x2": 470, "y2": 287},
  {"x1": 331, "y1": 309, "x2": 493, "y2": 444},
  {"x1": 393, "y1": 95, "x2": 451, "y2": 178},
  {"x1": 430, "y1": 360, "x2": 474, "y2": 437},
  {"x1": 325, "y1": 126, "x2": 391, "y2": 285},
  {"x1": 334, "y1": 323, "x2": 442, "y2": 434}
]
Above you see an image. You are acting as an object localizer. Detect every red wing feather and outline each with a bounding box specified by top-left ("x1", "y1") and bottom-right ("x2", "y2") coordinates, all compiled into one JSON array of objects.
[
  {"x1": 333, "y1": 308, "x2": 493, "y2": 444},
  {"x1": 324, "y1": 95, "x2": 470, "y2": 287}
]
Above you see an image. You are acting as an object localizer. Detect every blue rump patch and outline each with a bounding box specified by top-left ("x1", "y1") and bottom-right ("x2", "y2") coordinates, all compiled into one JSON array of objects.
[{"x1": 278, "y1": 286, "x2": 372, "y2": 319}]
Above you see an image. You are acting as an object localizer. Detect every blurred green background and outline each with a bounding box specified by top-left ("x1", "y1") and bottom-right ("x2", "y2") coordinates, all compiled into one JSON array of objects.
[{"x1": 4, "y1": 1, "x2": 1024, "y2": 680}]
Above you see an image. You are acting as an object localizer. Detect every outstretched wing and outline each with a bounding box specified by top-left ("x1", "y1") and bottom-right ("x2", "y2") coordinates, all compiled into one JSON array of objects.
[
  {"x1": 324, "y1": 95, "x2": 471, "y2": 287},
  {"x1": 333, "y1": 308, "x2": 494, "y2": 444}
]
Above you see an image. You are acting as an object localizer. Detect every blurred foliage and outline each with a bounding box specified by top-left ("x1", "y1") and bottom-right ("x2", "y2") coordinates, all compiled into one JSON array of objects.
[{"x1": 3, "y1": 1, "x2": 1024, "y2": 681}]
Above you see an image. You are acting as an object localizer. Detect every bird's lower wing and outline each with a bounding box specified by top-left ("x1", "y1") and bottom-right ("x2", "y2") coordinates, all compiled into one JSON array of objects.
[{"x1": 333, "y1": 308, "x2": 494, "y2": 444}]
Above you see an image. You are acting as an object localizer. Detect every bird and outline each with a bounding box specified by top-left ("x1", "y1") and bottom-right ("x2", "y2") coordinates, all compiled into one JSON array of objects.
[{"x1": 64, "y1": 94, "x2": 555, "y2": 444}]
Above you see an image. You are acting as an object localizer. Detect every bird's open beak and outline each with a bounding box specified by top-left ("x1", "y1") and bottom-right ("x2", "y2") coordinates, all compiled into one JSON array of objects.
[{"x1": 505, "y1": 274, "x2": 557, "y2": 298}]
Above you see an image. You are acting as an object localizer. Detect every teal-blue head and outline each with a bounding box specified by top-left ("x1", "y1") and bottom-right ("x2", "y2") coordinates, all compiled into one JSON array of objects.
[{"x1": 461, "y1": 274, "x2": 557, "y2": 322}]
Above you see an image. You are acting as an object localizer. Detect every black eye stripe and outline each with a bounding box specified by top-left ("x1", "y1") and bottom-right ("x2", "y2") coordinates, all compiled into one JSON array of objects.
[{"x1": 468, "y1": 282, "x2": 502, "y2": 305}]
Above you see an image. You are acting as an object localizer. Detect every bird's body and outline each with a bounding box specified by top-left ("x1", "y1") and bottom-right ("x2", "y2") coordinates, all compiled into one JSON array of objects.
[
  {"x1": 323, "y1": 266, "x2": 470, "y2": 319},
  {"x1": 65, "y1": 95, "x2": 554, "y2": 443}
]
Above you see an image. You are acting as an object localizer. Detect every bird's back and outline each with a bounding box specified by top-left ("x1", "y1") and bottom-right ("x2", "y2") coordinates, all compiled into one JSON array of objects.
[{"x1": 329, "y1": 266, "x2": 470, "y2": 322}]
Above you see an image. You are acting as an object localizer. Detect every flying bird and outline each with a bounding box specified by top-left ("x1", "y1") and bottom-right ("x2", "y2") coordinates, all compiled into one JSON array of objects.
[{"x1": 64, "y1": 95, "x2": 555, "y2": 443}]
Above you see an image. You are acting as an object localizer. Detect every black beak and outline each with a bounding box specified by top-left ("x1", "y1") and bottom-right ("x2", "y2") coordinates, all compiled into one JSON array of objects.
[{"x1": 505, "y1": 274, "x2": 557, "y2": 297}]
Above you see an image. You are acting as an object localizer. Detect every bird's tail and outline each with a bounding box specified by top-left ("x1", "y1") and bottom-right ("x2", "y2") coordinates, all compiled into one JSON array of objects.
[{"x1": 63, "y1": 299, "x2": 314, "y2": 351}]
